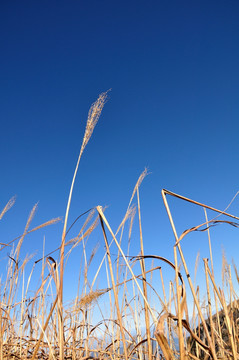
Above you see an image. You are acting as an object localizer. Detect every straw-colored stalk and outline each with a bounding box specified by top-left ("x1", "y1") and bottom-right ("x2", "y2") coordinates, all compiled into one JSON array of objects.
[
  {"x1": 99, "y1": 214, "x2": 128, "y2": 358},
  {"x1": 96, "y1": 206, "x2": 157, "y2": 323},
  {"x1": 203, "y1": 258, "x2": 215, "y2": 350},
  {"x1": 58, "y1": 91, "x2": 108, "y2": 360},
  {"x1": 161, "y1": 190, "x2": 185, "y2": 360},
  {"x1": 137, "y1": 187, "x2": 152, "y2": 360}
]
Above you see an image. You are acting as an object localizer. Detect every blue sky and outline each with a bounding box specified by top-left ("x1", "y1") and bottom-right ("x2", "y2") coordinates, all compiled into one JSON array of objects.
[{"x1": 1, "y1": 1, "x2": 239, "y2": 303}]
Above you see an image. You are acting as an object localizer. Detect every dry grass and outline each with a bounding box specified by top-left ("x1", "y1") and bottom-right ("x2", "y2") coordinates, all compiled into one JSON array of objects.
[{"x1": 1, "y1": 94, "x2": 239, "y2": 360}]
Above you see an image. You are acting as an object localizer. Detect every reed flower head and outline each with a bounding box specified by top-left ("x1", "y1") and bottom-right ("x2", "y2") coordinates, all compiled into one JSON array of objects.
[
  {"x1": 0, "y1": 196, "x2": 16, "y2": 220},
  {"x1": 81, "y1": 90, "x2": 109, "y2": 153}
]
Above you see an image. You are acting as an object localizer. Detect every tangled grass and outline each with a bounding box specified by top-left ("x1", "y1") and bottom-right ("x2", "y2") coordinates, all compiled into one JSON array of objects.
[{"x1": 1, "y1": 93, "x2": 239, "y2": 360}]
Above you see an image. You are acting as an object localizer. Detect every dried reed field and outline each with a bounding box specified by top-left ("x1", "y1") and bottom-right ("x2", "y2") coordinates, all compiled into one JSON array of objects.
[{"x1": 1, "y1": 93, "x2": 239, "y2": 360}]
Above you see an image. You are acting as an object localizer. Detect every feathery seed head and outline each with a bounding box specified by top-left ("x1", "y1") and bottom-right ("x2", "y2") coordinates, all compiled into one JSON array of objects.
[{"x1": 81, "y1": 91, "x2": 109, "y2": 152}]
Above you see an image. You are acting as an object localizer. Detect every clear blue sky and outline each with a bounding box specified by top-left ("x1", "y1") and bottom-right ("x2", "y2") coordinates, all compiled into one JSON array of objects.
[{"x1": 1, "y1": 1, "x2": 239, "y2": 302}]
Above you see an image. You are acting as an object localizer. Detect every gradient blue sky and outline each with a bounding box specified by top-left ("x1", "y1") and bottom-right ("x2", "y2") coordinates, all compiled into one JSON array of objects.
[{"x1": 1, "y1": 1, "x2": 239, "y2": 301}]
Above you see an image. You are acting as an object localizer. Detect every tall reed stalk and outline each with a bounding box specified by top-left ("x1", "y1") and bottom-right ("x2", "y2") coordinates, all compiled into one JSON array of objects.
[{"x1": 59, "y1": 91, "x2": 108, "y2": 360}]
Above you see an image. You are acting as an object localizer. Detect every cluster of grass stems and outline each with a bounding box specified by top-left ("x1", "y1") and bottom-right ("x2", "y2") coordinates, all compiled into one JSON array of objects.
[{"x1": 1, "y1": 93, "x2": 239, "y2": 359}]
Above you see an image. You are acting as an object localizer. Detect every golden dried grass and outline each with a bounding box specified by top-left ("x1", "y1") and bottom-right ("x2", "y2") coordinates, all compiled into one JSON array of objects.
[{"x1": 1, "y1": 94, "x2": 239, "y2": 360}]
